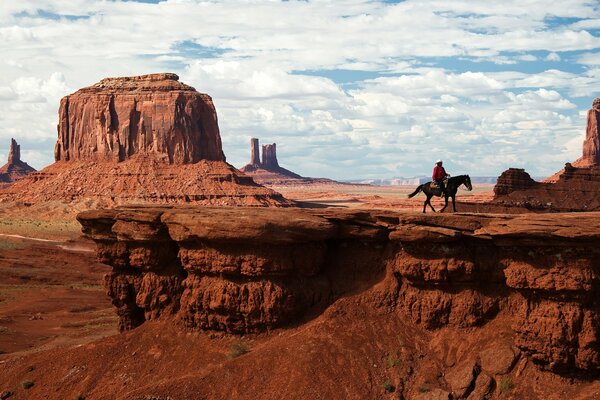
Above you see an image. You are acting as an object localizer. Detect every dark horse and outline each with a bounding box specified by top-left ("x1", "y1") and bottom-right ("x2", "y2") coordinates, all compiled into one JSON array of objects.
[{"x1": 408, "y1": 175, "x2": 472, "y2": 213}]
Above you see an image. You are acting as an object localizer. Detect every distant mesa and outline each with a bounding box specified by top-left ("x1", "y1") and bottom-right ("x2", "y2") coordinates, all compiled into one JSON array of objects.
[
  {"x1": 240, "y1": 137, "x2": 335, "y2": 186},
  {"x1": 0, "y1": 138, "x2": 36, "y2": 187},
  {"x1": 493, "y1": 98, "x2": 600, "y2": 211},
  {"x1": 1, "y1": 73, "x2": 290, "y2": 207}
]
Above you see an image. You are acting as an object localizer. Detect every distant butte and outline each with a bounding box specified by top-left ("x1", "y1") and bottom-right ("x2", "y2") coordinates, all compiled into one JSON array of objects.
[
  {"x1": 240, "y1": 137, "x2": 336, "y2": 186},
  {"x1": 493, "y1": 98, "x2": 600, "y2": 211},
  {"x1": 0, "y1": 73, "x2": 290, "y2": 207},
  {"x1": 0, "y1": 138, "x2": 36, "y2": 187}
]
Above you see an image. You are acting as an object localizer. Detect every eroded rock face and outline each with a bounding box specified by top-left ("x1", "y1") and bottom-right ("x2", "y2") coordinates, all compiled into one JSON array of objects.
[
  {"x1": 1, "y1": 75, "x2": 290, "y2": 206},
  {"x1": 261, "y1": 143, "x2": 278, "y2": 169},
  {"x1": 54, "y1": 73, "x2": 225, "y2": 164},
  {"x1": 240, "y1": 138, "x2": 311, "y2": 184},
  {"x1": 493, "y1": 168, "x2": 537, "y2": 197},
  {"x1": 581, "y1": 97, "x2": 600, "y2": 166},
  {"x1": 80, "y1": 207, "x2": 600, "y2": 375},
  {"x1": 0, "y1": 138, "x2": 36, "y2": 185}
]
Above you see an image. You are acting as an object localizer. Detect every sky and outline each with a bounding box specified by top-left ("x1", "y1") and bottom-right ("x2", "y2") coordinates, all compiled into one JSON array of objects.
[{"x1": 1, "y1": 0, "x2": 599, "y2": 180}]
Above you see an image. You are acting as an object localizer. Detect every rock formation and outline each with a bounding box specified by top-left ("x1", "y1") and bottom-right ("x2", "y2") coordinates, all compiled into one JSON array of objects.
[
  {"x1": 80, "y1": 206, "x2": 600, "y2": 376},
  {"x1": 493, "y1": 99, "x2": 600, "y2": 210},
  {"x1": 240, "y1": 138, "x2": 337, "y2": 185},
  {"x1": 493, "y1": 168, "x2": 537, "y2": 197},
  {"x1": 0, "y1": 74, "x2": 289, "y2": 206},
  {"x1": 261, "y1": 143, "x2": 279, "y2": 169},
  {"x1": 578, "y1": 97, "x2": 600, "y2": 166},
  {"x1": 54, "y1": 73, "x2": 224, "y2": 164},
  {"x1": 0, "y1": 138, "x2": 36, "y2": 186},
  {"x1": 249, "y1": 137, "x2": 260, "y2": 166}
]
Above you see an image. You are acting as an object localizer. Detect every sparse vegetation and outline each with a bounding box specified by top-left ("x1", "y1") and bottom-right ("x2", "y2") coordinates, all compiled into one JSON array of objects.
[
  {"x1": 418, "y1": 385, "x2": 429, "y2": 393},
  {"x1": 383, "y1": 381, "x2": 395, "y2": 393},
  {"x1": 0, "y1": 240, "x2": 27, "y2": 251},
  {"x1": 386, "y1": 351, "x2": 401, "y2": 368},
  {"x1": 75, "y1": 395, "x2": 86, "y2": 400},
  {"x1": 227, "y1": 341, "x2": 250, "y2": 359},
  {"x1": 21, "y1": 380, "x2": 34, "y2": 390},
  {"x1": 0, "y1": 326, "x2": 8, "y2": 334},
  {"x1": 1, "y1": 390, "x2": 14, "y2": 399},
  {"x1": 498, "y1": 376, "x2": 513, "y2": 394}
]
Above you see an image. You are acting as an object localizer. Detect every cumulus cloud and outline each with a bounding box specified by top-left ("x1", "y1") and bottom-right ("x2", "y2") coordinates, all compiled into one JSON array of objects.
[{"x1": 0, "y1": 0, "x2": 599, "y2": 177}]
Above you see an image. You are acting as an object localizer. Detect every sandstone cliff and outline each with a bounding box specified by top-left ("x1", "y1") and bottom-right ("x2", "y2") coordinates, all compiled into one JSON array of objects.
[
  {"x1": 54, "y1": 73, "x2": 224, "y2": 164},
  {"x1": 493, "y1": 168, "x2": 537, "y2": 197},
  {"x1": 0, "y1": 74, "x2": 289, "y2": 206},
  {"x1": 0, "y1": 138, "x2": 36, "y2": 186},
  {"x1": 577, "y1": 97, "x2": 600, "y2": 167},
  {"x1": 493, "y1": 99, "x2": 600, "y2": 210},
  {"x1": 79, "y1": 206, "x2": 600, "y2": 380}
]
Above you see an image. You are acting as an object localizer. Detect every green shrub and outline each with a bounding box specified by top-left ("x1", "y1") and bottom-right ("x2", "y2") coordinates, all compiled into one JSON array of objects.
[
  {"x1": 383, "y1": 381, "x2": 395, "y2": 393},
  {"x1": 418, "y1": 385, "x2": 429, "y2": 393},
  {"x1": 21, "y1": 380, "x2": 34, "y2": 390},
  {"x1": 227, "y1": 341, "x2": 250, "y2": 359},
  {"x1": 498, "y1": 376, "x2": 513, "y2": 394}
]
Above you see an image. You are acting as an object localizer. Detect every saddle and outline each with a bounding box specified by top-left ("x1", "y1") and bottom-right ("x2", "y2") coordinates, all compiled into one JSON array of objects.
[{"x1": 430, "y1": 179, "x2": 448, "y2": 196}]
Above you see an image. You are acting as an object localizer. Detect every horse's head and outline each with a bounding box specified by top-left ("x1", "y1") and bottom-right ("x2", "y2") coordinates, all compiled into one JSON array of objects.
[{"x1": 464, "y1": 175, "x2": 473, "y2": 191}]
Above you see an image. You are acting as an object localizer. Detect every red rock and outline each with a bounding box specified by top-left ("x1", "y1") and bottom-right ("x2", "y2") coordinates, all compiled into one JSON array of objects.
[
  {"x1": 0, "y1": 138, "x2": 36, "y2": 186},
  {"x1": 54, "y1": 73, "x2": 224, "y2": 164},
  {"x1": 479, "y1": 343, "x2": 519, "y2": 375},
  {"x1": 466, "y1": 372, "x2": 493, "y2": 400},
  {"x1": 495, "y1": 99, "x2": 600, "y2": 210},
  {"x1": 579, "y1": 97, "x2": 600, "y2": 166},
  {"x1": 249, "y1": 137, "x2": 260, "y2": 166},
  {"x1": 0, "y1": 74, "x2": 290, "y2": 206},
  {"x1": 261, "y1": 143, "x2": 278, "y2": 169},
  {"x1": 79, "y1": 207, "x2": 600, "y2": 373},
  {"x1": 445, "y1": 359, "x2": 479, "y2": 398},
  {"x1": 493, "y1": 168, "x2": 537, "y2": 197},
  {"x1": 241, "y1": 137, "x2": 337, "y2": 185}
]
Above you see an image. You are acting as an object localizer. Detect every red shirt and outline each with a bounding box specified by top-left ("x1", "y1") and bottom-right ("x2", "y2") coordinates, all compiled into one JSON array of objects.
[{"x1": 432, "y1": 165, "x2": 447, "y2": 180}]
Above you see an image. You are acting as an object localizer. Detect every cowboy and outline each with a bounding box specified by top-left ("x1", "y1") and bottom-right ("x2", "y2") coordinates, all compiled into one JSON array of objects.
[{"x1": 432, "y1": 160, "x2": 450, "y2": 195}]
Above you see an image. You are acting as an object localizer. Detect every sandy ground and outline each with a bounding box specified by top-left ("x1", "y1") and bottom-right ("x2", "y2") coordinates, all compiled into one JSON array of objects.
[
  {"x1": 0, "y1": 228, "x2": 116, "y2": 359},
  {"x1": 273, "y1": 183, "x2": 496, "y2": 211}
]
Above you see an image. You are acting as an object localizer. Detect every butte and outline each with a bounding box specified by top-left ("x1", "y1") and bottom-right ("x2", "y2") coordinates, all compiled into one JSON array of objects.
[
  {"x1": 0, "y1": 73, "x2": 289, "y2": 207},
  {"x1": 240, "y1": 137, "x2": 339, "y2": 186},
  {"x1": 0, "y1": 138, "x2": 36, "y2": 189},
  {"x1": 493, "y1": 98, "x2": 600, "y2": 211}
]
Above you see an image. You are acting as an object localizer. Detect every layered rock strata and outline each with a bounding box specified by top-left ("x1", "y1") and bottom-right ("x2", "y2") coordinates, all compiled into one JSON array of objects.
[
  {"x1": 493, "y1": 99, "x2": 600, "y2": 210},
  {"x1": 241, "y1": 138, "x2": 336, "y2": 185},
  {"x1": 1, "y1": 74, "x2": 289, "y2": 206},
  {"x1": 0, "y1": 138, "x2": 36, "y2": 186},
  {"x1": 54, "y1": 73, "x2": 224, "y2": 164},
  {"x1": 493, "y1": 168, "x2": 537, "y2": 197},
  {"x1": 577, "y1": 97, "x2": 600, "y2": 167},
  {"x1": 80, "y1": 207, "x2": 600, "y2": 375}
]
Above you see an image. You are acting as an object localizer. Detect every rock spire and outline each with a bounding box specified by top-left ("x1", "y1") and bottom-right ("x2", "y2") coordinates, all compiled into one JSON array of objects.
[{"x1": 580, "y1": 97, "x2": 600, "y2": 166}]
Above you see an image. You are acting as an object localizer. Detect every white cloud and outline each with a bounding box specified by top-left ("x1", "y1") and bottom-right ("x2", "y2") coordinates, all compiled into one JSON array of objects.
[{"x1": 0, "y1": 0, "x2": 599, "y2": 177}]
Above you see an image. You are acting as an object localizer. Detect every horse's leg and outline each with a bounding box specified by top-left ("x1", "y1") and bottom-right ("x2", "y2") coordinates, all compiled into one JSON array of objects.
[
  {"x1": 427, "y1": 195, "x2": 436, "y2": 212},
  {"x1": 422, "y1": 198, "x2": 427, "y2": 213},
  {"x1": 452, "y1": 195, "x2": 457, "y2": 212},
  {"x1": 440, "y1": 194, "x2": 448, "y2": 212}
]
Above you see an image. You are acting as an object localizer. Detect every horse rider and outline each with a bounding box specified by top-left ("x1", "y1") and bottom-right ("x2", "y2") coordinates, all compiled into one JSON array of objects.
[{"x1": 432, "y1": 160, "x2": 450, "y2": 195}]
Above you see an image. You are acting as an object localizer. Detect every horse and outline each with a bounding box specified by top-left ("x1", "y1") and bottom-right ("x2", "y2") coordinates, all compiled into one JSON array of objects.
[{"x1": 407, "y1": 175, "x2": 472, "y2": 213}]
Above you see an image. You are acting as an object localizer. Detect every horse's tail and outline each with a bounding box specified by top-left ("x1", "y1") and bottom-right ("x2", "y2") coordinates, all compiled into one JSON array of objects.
[{"x1": 407, "y1": 184, "x2": 424, "y2": 198}]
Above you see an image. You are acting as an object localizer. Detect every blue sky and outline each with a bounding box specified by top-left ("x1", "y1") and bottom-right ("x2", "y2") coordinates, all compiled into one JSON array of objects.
[{"x1": 1, "y1": 0, "x2": 599, "y2": 179}]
